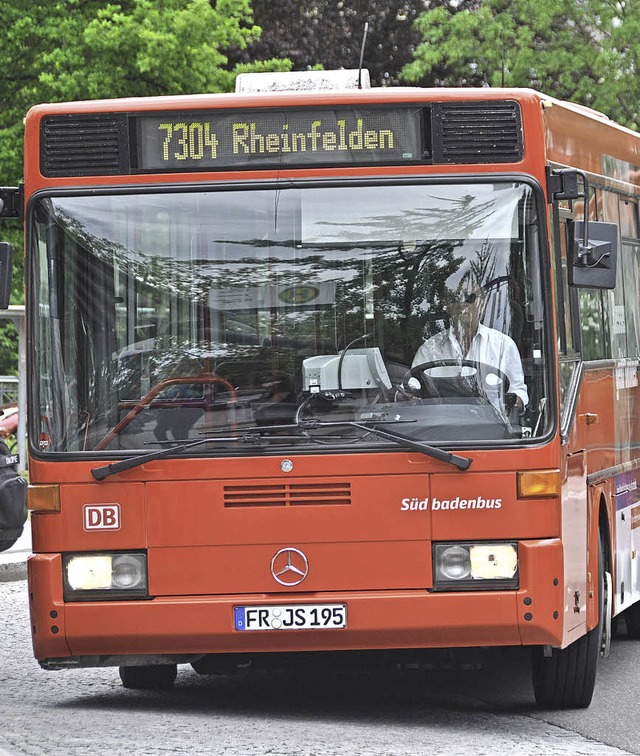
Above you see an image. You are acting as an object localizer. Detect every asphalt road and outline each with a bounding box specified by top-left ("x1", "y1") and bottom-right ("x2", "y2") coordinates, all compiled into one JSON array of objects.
[{"x1": 1, "y1": 578, "x2": 638, "y2": 756}]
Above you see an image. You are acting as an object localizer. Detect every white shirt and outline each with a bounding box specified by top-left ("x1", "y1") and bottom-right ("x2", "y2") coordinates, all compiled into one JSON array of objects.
[{"x1": 412, "y1": 323, "x2": 528, "y2": 406}]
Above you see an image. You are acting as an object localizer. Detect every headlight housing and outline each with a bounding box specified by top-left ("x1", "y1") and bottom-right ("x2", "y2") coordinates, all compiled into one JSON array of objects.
[
  {"x1": 433, "y1": 542, "x2": 518, "y2": 591},
  {"x1": 63, "y1": 552, "x2": 148, "y2": 601}
]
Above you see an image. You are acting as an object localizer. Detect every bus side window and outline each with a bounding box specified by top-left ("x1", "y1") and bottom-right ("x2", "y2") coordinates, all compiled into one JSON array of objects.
[
  {"x1": 598, "y1": 189, "x2": 636, "y2": 361},
  {"x1": 578, "y1": 289, "x2": 608, "y2": 360},
  {"x1": 619, "y1": 198, "x2": 640, "y2": 357},
  {"x1": 578, "y1": 187, "x2": 609, "y2": 360},
  {"x1": 621, "y1": 242, "x2": 640, "y2": 357}
]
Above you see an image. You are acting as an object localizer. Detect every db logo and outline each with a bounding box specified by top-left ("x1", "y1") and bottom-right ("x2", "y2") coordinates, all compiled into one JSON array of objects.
[{"x1": 83, "y1": 504, "x2": 121, "y2": 531}]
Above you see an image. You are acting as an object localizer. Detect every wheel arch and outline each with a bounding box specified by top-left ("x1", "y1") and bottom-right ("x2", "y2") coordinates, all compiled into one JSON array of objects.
[{"x1": 587, "y1": 486, "x2": 611, "y2": 631}]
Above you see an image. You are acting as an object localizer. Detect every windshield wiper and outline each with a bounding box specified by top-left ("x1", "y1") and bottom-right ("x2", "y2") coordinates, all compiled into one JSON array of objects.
[
  {"x1": 90, "y1": 418, "x2": 471, "y2": 480},
  {"x1": 90, "y1": 434, "x2": 265, "y2": 480},
  {"x1": 304, "y1": 420, "x2": 472, "y2": 470}
]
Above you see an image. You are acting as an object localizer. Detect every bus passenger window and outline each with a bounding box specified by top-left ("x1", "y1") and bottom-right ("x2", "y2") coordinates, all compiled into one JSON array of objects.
[
  {"x1": 621, "y1": 244, "x2": 640, "y2": 357},
  {"x1": 619, "y1": 198, "x2": 639, "y2": 238},
  {"x1": 578, "y1": 289, "x2": 608, "y2": 360}
]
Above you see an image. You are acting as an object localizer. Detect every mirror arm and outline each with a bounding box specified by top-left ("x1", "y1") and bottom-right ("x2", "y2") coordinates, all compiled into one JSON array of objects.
[
  {"x1": 574, "y1": 170, "x2": 593, "y2": 261},
  {"x1": 546, "y1": 167, "x2": 594, "y2": 260}
]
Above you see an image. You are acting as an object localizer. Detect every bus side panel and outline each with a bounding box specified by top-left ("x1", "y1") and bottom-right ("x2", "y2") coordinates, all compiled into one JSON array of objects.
[
  {"x1": 613, "y1": 468, "x2": 640, "y2": 613},
  {"x1": 561, "y1": 450, "x2": 588, "y2": 640}
]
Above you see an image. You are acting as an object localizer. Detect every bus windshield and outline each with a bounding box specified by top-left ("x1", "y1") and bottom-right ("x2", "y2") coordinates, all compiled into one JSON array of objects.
[{"x1": 31, "y1": 180, "x2": 550, "y2": 455}]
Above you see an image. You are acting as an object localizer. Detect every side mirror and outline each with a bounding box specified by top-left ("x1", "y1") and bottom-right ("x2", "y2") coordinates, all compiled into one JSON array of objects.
[
  {"x1": 0, "y1": 242, "x2": 13, "y2": 309},
  {"x1": 569, "y1": 220, "x2": 617, "y2": 290}
]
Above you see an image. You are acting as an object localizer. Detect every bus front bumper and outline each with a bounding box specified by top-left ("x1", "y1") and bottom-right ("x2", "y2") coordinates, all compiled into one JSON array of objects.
[{"x1": 28, "y1": 539, "x2": 569, "y2": 667}]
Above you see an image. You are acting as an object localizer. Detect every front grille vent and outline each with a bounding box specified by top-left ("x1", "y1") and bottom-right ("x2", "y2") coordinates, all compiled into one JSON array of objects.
[
  {"x1": 435, "y1": 101, "x2": 522, "y2": 163},
  {"x1": 224, "y1": 482, "x2": 351, "y2": 507},
  {"x1": 41, "y1": 115, "x2": 128, "y2": 177}
]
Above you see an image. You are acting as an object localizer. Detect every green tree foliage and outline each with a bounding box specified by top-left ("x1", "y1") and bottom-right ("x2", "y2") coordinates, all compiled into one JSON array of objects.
[
  {"x1": 228, "y1": 1, "x2": 437, "y2": 87},
  {"x1": 402, "y1": 0, "x2": 640, "y2": 129},
  {"x1": 0, "y1": 0, "x2": 287, "y2": 372},
  {"x1": 0, "y1": 0, "x2": 286, "y2": 184}
]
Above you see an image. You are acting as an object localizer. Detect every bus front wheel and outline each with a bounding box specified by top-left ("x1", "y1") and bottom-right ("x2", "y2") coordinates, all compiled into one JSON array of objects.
[
  {"x1": 119, "y1": 664, "x2": 177, "y2": 690},
  {"x1": 531, "y1": 532, "x2": 608, "y2": 709}
]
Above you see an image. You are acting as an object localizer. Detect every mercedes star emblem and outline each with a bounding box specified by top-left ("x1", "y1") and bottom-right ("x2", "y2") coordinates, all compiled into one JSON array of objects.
[{"x1": 270, "y1": 547, "x2": 309, "y2": 586}]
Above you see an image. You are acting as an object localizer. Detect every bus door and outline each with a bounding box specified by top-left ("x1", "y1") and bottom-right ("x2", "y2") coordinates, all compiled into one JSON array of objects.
[{"x1": 552, "y1": 206, "x2": 589, "y2": 634}]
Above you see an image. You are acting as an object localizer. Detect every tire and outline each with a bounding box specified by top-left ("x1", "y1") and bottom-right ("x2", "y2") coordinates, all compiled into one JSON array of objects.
[
  {"x1": 531, "y1": 532, "x2": 605, "y2": 709},
  {"x1": 119, "y1": 664, "x2": 177, "y2": 690}
]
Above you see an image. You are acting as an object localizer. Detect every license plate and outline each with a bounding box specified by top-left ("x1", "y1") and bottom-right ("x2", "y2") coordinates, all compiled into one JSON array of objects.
[{"x1": 234, "y1": 603, "x2": 347, "y2": 631}]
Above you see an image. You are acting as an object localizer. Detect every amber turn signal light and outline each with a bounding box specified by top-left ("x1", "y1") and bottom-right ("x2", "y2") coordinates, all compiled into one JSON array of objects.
[
  {"x1": 517, "y1": 469, "x2": 561, "y2": 498},
  {"x1": 27, "y1": 484, "x2": 61, "y2": 512}
]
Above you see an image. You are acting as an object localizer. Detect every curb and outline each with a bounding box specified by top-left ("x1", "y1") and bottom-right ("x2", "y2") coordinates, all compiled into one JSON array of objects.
[
  {"x1": 0, "y1": 558, "x2": 27, "y2": 582},
  {"x1": 0, "y1": 521, "x2": 31, "y2": 582}
]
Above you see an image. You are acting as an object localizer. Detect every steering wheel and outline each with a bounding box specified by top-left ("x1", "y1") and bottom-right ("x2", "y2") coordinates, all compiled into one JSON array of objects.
[{"x1": 407, "y1": 359, "x2": 510, "y2": 400}]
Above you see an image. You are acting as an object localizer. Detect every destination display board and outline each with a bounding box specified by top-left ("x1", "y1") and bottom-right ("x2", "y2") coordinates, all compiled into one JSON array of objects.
[
  {"x1": 133, "y1": 108, "x2": 426, "y2": 171},
  {"x1": 40, "y1": 101, "x2": 522, "y2": 177}
]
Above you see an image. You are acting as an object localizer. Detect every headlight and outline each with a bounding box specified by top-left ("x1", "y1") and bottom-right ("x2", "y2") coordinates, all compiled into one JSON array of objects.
[
  {"x1": 437, "y1": 545, "x2": 471, "y2": 581},
  {"x1": 433, "y1": 542, "x2": 518, "y2": 591},
  {"x1": 63, "y1": 552, "x2": 148, "y2": 601}
]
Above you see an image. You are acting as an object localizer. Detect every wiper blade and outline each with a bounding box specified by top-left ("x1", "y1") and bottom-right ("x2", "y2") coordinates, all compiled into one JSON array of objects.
[
  {"x1": 91, "y1": 434, "x2": 264, "y2": 481},
  {"x1": 90, "y1": 417, "x2": 471, "y2": 480},
  {"x1": 92, "y1": 420, "x2": 355, "y2": 481},
  {"x1": 195, "y1": 419, "x2": 416, "y2": 436},
  {"x1": 306, "y1": 420, "x2": 472, "y2": 471}
]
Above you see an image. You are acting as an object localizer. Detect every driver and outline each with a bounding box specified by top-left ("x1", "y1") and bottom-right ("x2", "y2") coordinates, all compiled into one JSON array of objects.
[{"x1": 412, "y1": 280, "x2": 528, "y2": 409}]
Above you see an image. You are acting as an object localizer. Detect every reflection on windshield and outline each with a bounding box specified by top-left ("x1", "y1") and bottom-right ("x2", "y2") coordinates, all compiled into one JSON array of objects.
[{"x1": 32, "y1": 181, "x2": 550, "y2": 455}]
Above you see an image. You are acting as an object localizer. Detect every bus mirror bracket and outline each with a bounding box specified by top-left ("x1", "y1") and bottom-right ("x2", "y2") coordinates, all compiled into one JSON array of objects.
[
  {"x1": 546, "y1": 167, "x2": 580, "y2": 202},
  {"x1": 0, "y1": 242, "x2": 14, "y2": 309},
  {"x1": 0, "y1": 185, "x2": 24, "y2": 220}
]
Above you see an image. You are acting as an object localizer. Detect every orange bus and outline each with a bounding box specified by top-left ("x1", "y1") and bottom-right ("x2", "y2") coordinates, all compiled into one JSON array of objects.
[{"x1": 2, "y1": 71, "x2": 639, "y2": 708}]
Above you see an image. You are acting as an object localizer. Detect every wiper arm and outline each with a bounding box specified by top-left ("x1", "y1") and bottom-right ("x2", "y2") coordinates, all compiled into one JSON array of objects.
[
  {"x1": 93, "y1": 419, "x2": 362, "y2": 481},
  {"x1": 305, "y1": 420, "x2": 472, "y2": 471},
  {"x1": 90, "y1": 417, "x2": 471, "y2": 480},
  {"x1": 90, "y1": 435, "x2": 264, "y2": 481}
]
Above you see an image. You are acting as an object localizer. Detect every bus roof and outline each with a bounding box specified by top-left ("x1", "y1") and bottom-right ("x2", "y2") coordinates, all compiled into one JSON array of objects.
[{"x1": 23, "y1": 85, "x2": 640, "y2": 193}]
